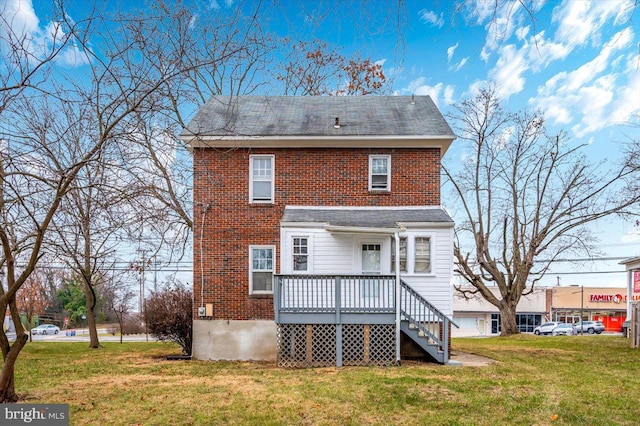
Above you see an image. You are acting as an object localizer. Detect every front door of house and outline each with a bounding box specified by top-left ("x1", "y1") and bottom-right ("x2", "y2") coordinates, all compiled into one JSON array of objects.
[{"x1": 361, "y1": 244, "x2": 381, "y2": 274}]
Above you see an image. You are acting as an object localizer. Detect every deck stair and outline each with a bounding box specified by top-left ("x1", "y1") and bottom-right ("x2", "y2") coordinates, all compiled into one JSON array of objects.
[{"x1": 400, "y1": 279, "x2": 458, "y2": 364}]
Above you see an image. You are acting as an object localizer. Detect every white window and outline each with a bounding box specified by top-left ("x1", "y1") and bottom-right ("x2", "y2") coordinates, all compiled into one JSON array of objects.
[
  {"x1": 391, "y1": 236, "x2": 407, "y2": 273},
  {"x1": 361, "y1": 244, "x2": 381, "y2": 297},
  {"x1": 414, "y1": 237, "x2": 431, "y2": 273},
  {"x1": 249, "y1": 245, "x2": 274, "y2": 294},
  {"x1": 249, "y1": 155, "x2": 274, "y2": 203},
  {"x1": 292, "y1": 237, "x2": 308, "y2": 272},
  {"x1": 369, "y1": 155, "x2": 391, "y2": 191},
  {"x1": 361, "y1": 244, "x2": 381, "y2": 274}
]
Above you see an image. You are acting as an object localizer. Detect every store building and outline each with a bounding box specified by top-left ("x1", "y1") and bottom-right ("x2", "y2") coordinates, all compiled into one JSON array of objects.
[
  {"x1": 453, "y1": 286, "x2": 552, "y2": 337},
  {"x1": 620, "y1": 257, "x2": 640, "y2": 320},
  {"x1": 550, "y1": 286, "x2": 640, "y2": 332}
]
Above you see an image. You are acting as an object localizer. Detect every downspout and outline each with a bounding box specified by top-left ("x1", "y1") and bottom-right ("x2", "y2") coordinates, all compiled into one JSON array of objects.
[
  {"x1": 199, "y1": 204, "x2": 210, "y2": 313},
  {"x1": 394, "y1": 231, "x2": 401, "y2": 364}
]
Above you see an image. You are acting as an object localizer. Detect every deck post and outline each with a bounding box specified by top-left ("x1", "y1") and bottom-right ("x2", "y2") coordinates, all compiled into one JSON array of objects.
[
  {"x1": 336, "y1": 276, "x2": 342, "y2": 367},
  {"x1": 273, "y1": 276, "x2": 280, "y2": 323},
  {"x1": 394, "y1": 232, "x2": 401, "y2": 363}
]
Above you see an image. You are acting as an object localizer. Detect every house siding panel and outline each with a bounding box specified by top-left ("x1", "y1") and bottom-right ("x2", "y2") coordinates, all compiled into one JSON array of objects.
[
  {"x1": 193, "y1": 147, "x2": 442, "y2": 320},
  {"x1": 400, "y1": 227, "x2": 454, "y2": 316}
]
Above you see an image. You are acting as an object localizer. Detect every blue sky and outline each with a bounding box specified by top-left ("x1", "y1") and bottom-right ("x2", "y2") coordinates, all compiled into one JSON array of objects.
[
  {"x1": 4, "y1": 0, "x2": 640, "y2": 287},
  {"x1": 265, "y1": 0, "x2": 640, "y2": 287}
]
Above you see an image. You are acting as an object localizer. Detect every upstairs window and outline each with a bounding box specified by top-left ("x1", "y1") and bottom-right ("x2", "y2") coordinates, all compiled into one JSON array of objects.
[
  {"x1": 369, "y1": 155, "x2": 391, "y2": 191},
  {"x1": 250, "y1": 155, "x2": 274, "y2": 203},
  {"x1": 414, "y1": 237, "x2": 431, "y2": 273}
]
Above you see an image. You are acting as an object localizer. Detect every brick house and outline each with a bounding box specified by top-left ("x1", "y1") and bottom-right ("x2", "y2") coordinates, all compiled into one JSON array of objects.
[{"x1": 181, "y1": 95, "x2": 457, "y2": 366}]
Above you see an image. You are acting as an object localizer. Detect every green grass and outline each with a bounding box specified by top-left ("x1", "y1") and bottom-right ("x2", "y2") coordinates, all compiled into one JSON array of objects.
[{"x1": 7, "y1": 335, "x2": 640, "y2": 425}]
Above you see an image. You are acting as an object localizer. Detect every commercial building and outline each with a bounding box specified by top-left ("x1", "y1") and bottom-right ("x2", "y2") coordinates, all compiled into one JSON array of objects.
[
  {"x1": 550, "y1": 286, "x2": 639, "y2": 332},
  {"x1": 453, "y1": 285, "x2": 640, "y2": 336},
  {"x1": 453, "y1": 287, "x2": 551, "y2": 336}
]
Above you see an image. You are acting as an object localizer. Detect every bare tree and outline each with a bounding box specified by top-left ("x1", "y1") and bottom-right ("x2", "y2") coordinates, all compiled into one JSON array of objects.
[
  {"x1": 444, "y1": 87, "x2": 640, "y2": 335},
  {"x1": 276, "y1": 40, "x2": 390, "y2": 96},
  {"x1": 0, "y1": 0, "x2": 224, "y2": 401},
  {"x1": 102, "y1": 277, "x2": 136, "y2": 344},
  {"x1": 51, "y1": 183, "x2": 119, "y2": 348}
]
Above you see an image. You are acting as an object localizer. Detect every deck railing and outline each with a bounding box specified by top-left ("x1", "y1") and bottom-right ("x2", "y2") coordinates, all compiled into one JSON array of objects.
[
  {"x1": 399, "y1": 279, "x2": 458, "y2": 362},
  {"x1": 274, "y1": 274, "x2": 457, "y2": 364},
  {"x1": 274, "y1": 275, "x2": 396, "y2": 318}
]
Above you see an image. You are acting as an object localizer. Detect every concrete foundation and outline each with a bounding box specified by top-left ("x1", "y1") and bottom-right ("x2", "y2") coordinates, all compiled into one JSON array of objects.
[{"x1": 192, "y1": 319, "x2": 277, "y2": 361}]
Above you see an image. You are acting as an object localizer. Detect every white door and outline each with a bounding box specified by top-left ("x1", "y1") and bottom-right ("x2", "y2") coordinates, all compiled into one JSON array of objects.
[{"x1": 478, "y1": 318, "x2": 486, "y2": 335}]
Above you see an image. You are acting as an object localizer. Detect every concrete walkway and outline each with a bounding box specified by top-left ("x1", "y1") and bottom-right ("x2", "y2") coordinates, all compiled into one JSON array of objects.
[{"x1": 448, "y1": 351, "x2": 496, "y2": 367}]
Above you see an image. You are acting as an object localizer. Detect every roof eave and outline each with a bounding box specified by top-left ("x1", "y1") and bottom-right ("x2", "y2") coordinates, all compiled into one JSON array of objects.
[{"x1": 180, "y1": 135, "x2": 455, "y2": 154}]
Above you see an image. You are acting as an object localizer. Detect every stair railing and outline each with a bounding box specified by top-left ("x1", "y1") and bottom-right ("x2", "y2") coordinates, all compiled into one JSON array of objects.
[{"x1": 400, "y1": 279, "x2": 459, "y2": 361}]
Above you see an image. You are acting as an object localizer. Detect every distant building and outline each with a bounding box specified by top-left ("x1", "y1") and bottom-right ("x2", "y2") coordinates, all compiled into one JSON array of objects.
[
  {"x1": 551, "y1": 286, "x2": 637, "y2": 331},
  {"x1": 453, "y1": 287, "x2": 551, "y2": 336},
  {"x1": 452, "y1": 285, "x2": 639, "y2": 336}
]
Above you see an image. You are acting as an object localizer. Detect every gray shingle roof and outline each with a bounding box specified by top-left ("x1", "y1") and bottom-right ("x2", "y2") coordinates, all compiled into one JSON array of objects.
[
  {"x1": 181, "y1": 96, "x2": 454, "y2": 138},
  {"x1": 281, "y1": 207, "x2": 453, "y2": 229}
]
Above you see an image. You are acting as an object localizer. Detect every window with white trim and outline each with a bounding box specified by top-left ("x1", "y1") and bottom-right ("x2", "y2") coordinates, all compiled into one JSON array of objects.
[
  {"x1": 249, "y1": 245, "x2": 274, "y2": 294},
  {"x1": 249, "y1": 155, "x2": 274, "y2": 203},
  {"x1": 292, "y1": 237, "x2": 308, "y2": 272},
  {"x1": 391, "y1": 236, "x2": 407, "y2": 273},
  {"x1": 414, "y1": 237, "x2": 431, "y2": 273},
  {"x1": 369, "y1": 155, "x2": 391, "y2": 191}
]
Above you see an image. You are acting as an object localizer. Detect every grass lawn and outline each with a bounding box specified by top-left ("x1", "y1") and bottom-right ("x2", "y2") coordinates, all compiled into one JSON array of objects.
[{"x1": 7, "y1": 335, "x2": 640, "y2": 425}]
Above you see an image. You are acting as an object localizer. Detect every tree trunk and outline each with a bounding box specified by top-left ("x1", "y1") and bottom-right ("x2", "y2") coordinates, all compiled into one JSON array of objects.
[
  {"x1": 499, "y1": 300, "x2": 519, "y2": 335},
  {"x1": 0, "y1": 333, "x2": 28, "y2": 403},
  {"x1": 83, "y1": 283, "x2": 100, "y2": 349},
  {"x1": 117, "y1": 311, "x2": 124, "y2": 344},
  {"x1": 86, "y1": 303, "x2": 100, "y2": 349}
]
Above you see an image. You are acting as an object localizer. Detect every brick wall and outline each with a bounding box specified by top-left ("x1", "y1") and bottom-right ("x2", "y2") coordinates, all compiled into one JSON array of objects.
[{"x1": 193, "y1": 147, "x2": 441, "y2": 320}]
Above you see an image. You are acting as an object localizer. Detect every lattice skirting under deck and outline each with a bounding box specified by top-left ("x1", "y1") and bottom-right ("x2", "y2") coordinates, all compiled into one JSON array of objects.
[{"x1": 277, "y1": 323, "x2": 398, "y2": 368}]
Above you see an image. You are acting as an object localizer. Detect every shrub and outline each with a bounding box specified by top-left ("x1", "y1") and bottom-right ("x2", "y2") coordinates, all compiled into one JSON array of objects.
[
  {"x1": 121, "y1": 315, "x2": 146, "y2": 335},
  {"x1": 145, "y1": 284, "x2": 193, "y2": 355}
]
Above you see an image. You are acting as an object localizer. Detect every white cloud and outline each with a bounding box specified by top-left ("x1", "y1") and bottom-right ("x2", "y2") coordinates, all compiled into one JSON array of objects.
[
  {"x1": 453, "y1": 57, "x2": 468, "y2": 72},
  {"x1": 0, "y1": 0, "x2": 42, "y2": 55},
  {"x1": 552, "y1": 0, "x2": 635, "y2": 49},
  {"x1": 621, "y1": 229, "x2": 640, "y2": 243},
  {"x1": 443, "y1": 85, "x2": 455, "y2": 105},
  {"x1": 515, "y1": 25, "x2": 529, "y2": 41},
  {"x1": 0, "y1": 0, "x2": 91, "y2": 67},
  {"x1": 447, "y1": 42, "x2": 459, "y2": 63},
  {"x1": 530, "y1": 28, "x2": 636, "y2": 135},
  {"x1": 419, "y1": 9, "x2": 444, "y2": 28},
  {"x1": 489, "y1": 44, "x2": 528, "y2": 97},
  {"x1": 408, "y1": 79, "x2": 455, "y2": 108}
]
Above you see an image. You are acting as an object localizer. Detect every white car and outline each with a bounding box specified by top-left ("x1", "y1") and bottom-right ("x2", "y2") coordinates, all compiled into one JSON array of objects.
[
  {"x1": 533, "y1": 321, "x2": 559, "y2": 335},
  {"x1": 31, "y1": 324, "x2": 60, "y2": 335}
]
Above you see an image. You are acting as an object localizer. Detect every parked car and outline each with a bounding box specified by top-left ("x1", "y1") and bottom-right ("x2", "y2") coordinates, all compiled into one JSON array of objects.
[
  {"x1": 31, "y1": 324, "x2": 60, "y2": 335},
  {"x1": 534, "y1": 322, "x2": 559, "y2": 335},
  {"x1": 574, "y1": 320, "x2": 604, "y2": 334},
  {"x1": 552, "y1": 323, "x2": 575, "y2": 336}
]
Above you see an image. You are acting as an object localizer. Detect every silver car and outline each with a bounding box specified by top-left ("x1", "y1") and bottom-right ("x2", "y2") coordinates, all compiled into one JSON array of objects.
[
  {"x1": 574, "y1": 321, "x2": 604, "y2": 334},
  {"x1": 534, "y1": 321, "x2": 559, "y2": 335},
  {"x1": 31, "y1": 324, "x2": 60, "y2": 335},
  {"x1": 552, "y1": 323, "x2": 575, "y2": 336}
]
